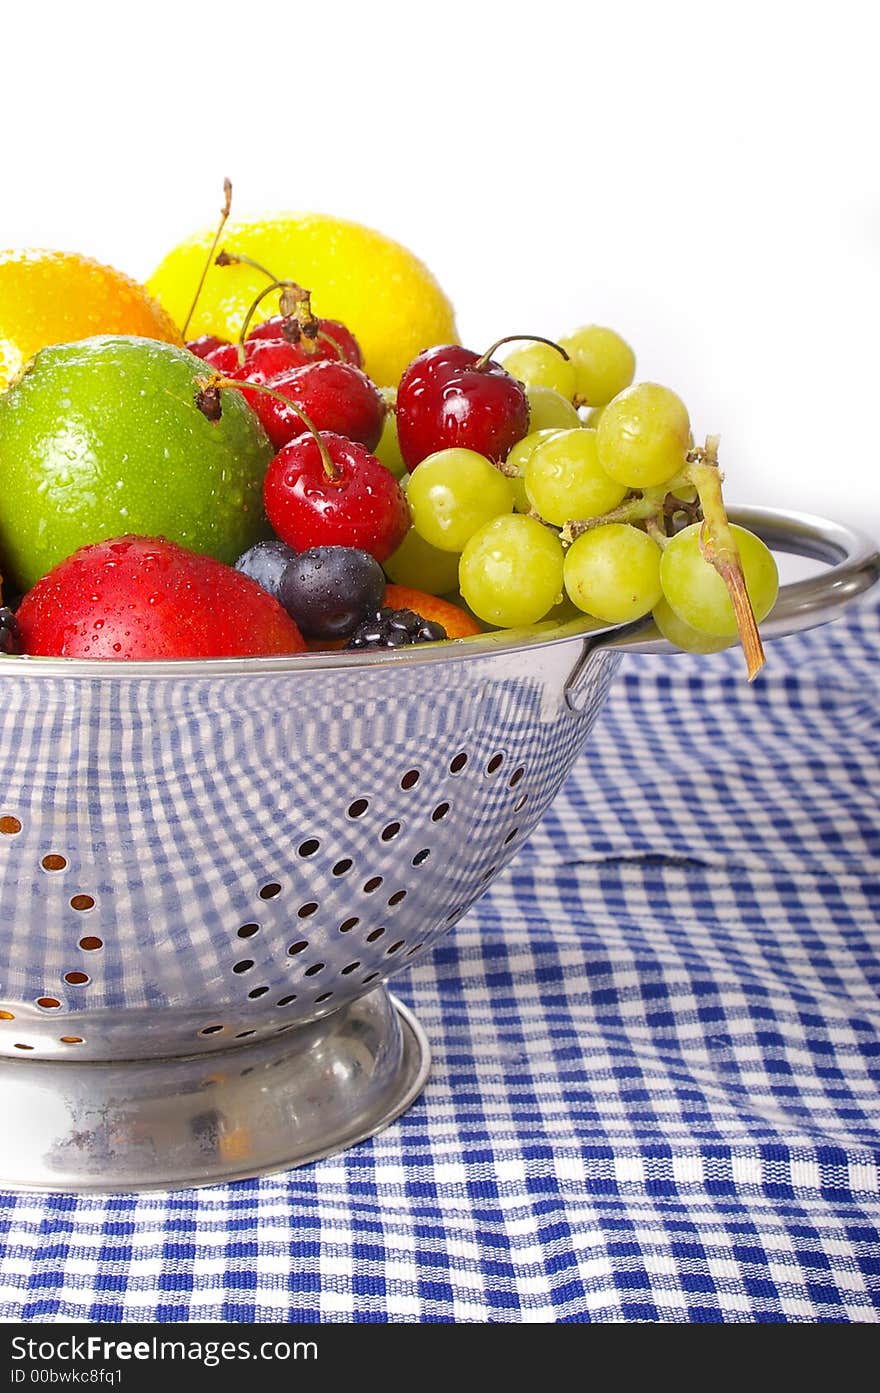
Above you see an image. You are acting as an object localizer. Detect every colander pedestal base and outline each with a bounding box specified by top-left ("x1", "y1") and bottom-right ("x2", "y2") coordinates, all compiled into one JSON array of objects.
[{"x1": 0, "y1": 990, "x2": 429, "y2": 1192}]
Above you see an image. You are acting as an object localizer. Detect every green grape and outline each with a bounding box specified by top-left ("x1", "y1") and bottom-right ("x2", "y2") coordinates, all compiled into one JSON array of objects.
[
  {"x1": 525, "y1": 384, "x2": 582, "y2": 432},
  {"x1": 597, "y1": 382, "x2": 690, "y2": 489},
  {"x1": 652, "y1": 598, "x2": 730, "y2": 653},
  {"x1": 558, "y1": 325, "x2": 635, "y2": 406},
  {"x1": 502, "y1": 343, "x2": 577, "y2": 400},
  {"x1": 525, "y1": 428, "x2": 627, "y2": 527},
  {"x1": 407, "y1": 448, "x2": 515, "y2": 553},
  {"x1": 563, "y1": 523, "x2": 662, "y2": 623},
  {"x1": 660, "y1": 523, "x2": 779, "y2": 636},
  {"x1": 459, "y1": 514, "x2": 564, "y2": 627},
  {"x1": 373, "y1": 386, "x2": 407, "y2": 477},
  {"x1": 507, "y1": 429, "x2": 563, "y2": 513},
  {"x1": 384, "y1": 527, "x2": 462, "y2": 595}
]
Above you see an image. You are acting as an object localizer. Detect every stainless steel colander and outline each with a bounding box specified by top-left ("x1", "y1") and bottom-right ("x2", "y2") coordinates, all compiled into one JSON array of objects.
[{"x1": 1, "y1": 507, "x2": 877, "y2": 1190}]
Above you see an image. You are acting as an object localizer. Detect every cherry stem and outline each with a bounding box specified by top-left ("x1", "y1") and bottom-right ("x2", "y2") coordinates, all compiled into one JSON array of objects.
[
  {"x1": 316, "y1": 328, "x2": 344, "y2": 360},
  {"x1": 683, "y1": 436, "x2": 765, "y2": 681},
  {"x1": 181, "y1": 178, "x2": 232, "y2": 340},
  {"x1": 198, "y1": 374, "x2": 339, "y2": 481},
  {"x1": 215, "y1": 250, "x2": 280, "y2": 282},
  {"x1": 473, "y1": 334, "x2": 570, "y2": 372}
]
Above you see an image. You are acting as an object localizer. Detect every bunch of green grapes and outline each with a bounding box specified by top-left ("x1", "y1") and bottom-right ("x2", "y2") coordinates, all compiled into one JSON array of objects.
[{"x1": 389, "y1": 324, "x2": 778, "y2": 674}]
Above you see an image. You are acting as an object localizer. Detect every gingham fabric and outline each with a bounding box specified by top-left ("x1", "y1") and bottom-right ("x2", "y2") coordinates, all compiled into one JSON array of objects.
[{"x1": 1, "y1": 593, "x2": 878, "y2": 1323}]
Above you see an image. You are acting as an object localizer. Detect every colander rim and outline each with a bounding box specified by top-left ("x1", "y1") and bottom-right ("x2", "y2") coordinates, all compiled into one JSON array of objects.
[{"x1": 0, "y1": 505, "x2": 874, "y2": 681}]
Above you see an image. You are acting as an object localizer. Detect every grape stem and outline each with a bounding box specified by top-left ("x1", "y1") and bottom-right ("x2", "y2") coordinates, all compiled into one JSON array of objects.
[
  {"x1": 561, "y1": 491, "x2": 660, "y2": 544},
  {"x1": 181, "y1": 177, "x2": 233, "y2": 340},
  {"x1": 196, "y1": 374, "x2": 339, "y2": 482},
  {"x1": 683, "y1": 436, "x2": 765, "y2": 681},
  {"x1": 472, "y1": 335, "x2": 570, "y2": 372}
]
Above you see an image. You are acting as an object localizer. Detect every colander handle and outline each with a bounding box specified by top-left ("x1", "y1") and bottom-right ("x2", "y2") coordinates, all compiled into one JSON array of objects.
[
  {"x1": 596, "y1": 506, "x2": 880, "y2": 655},
  {"x1": 562, "y1": 507, "x2": 879, "y2": 710}
]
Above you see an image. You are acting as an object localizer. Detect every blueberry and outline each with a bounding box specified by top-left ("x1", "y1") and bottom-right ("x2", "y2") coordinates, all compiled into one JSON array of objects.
[
  {"x1": 234, "y1": 539, "x2": 298, "y2": 601},
  {"x1": 278, "y1": 547, "x2": 386, "y2": 638}
]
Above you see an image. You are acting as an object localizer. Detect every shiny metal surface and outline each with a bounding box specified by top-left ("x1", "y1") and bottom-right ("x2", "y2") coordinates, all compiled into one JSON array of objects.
[
  {"x1": 0, "y1": 989, "x2": 429, "y2": 1190},
  {"x1": 0, "y1": 506, "x2": 875, "y2": 1189}
]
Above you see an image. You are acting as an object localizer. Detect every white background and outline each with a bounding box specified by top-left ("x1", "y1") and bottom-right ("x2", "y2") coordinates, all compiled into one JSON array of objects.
[{"x1": 3, "y1": 1, "x2": 878, "y2": 539}]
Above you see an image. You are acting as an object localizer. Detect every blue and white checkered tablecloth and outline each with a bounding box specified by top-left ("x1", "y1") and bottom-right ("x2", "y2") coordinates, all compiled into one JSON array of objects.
[{"x1": 1, "y1": 593, "x2": 878, "y2": 1323}]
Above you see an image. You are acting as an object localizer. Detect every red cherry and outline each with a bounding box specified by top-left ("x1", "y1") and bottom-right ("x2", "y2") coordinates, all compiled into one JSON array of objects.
[
  {"x1": 16, "y1": 536, "x2": 306, "y2": 660},
  {"x1": 241, "y1": 360, "x2": 386, "y2": 452},
  {"x1": 186, "y1": 335, "x2": 241, "y2": 373},
  {"x1": 264, "y1": 434, "x2": 409, "y2": 562},
  {"x1": 246, "y1": 315, "x2": 363, "y2": 367},
  {"x1": 396, "y1": 344, "x2": 530, "y2": 471}
]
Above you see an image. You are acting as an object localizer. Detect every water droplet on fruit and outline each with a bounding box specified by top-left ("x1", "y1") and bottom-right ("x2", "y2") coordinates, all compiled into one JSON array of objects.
[
  {"x1": 93, "y1": 620, "x2": 103, "y2": 630},
  {"x1": 112, "y1": 642, "x2": 122, "y2": 653}
]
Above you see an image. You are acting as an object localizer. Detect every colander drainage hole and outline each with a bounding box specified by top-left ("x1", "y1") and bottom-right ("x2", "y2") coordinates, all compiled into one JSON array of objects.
[
  {"x1": 298, "y1": 902, "x2": 319, "y2": 918},
  {"x1": 248, "y1": 986, "x2": 269, "y2": 999},
  {"x1": 288, "y1": 940, "x2": 309, "y2": 956},
  {"x1": 70, "y1": 894, "x2": 95, "y2": 912},
  {"x1": 348, "y1": 799, "x2": 369, "y2": 819},
  {"x1": 406, "y1": 942, "x2": 424, "y2": 956},
  {"x1": 238, "y1": 923, "x2": 260, "y2": 939},
  {"x1": 315, "y1": 992, "x2": 333, "y2": 1003},
  {"x1": 387, "y1": 890, "x2": 407, "y2": 907},
  {"x1": 363, "y1": 876, "x2": 383, "y2": 893},
  {"x1": 60, "y1": 1036, "x2": 83, "y2": 1045},
  {"x1": 259, "y1": 882, "x2": 282, "y2": 900},
  {"x1": 381, "y1": 822, "x2": 401, "y2": 842},
  {"x1": 298, "y1": 839, "x2": 320, "y2": 857},
  {"x1": 0, "y1": 1010, "x2": 14, "y2": 1020},
  {"x1": 339, "y1": 917, "x2": 359, "y2": 933},
  {"x1": 386, "y1": 940, "x2": 405, "y2": 955},
  {"x1": 486, "y1": 753, "x2": 504, "y2": 775},
  {"x1": 400, "y1": 769, "x2": 420, "y2": 790},
  {"x1": 200, "y1": 1025, "x2": 224, "y2": 1036},
  {"x1": 232, "y1": 960, "x2": 254, "y2": 974},
  {"x1": 366, "y1": 927, "x2": 385, "y2": 943},
  {"x1": 78, "y1": 936, "x2": 103, "y2": 952},
  {"x1": 41, "y1": 854, "x2": 67, "y2": 872},
  {"x1": 64, "y1": 971, "x2": 89, "y2": 986},
  {"x1": 509, "y1": 767, "x2": 525, "y2": 787},
  {"x1": 303, "y1": 962, "x2": 325, "y2": 977},
  {"x1": 14, "y1": 1043, "x2": 34, "y2": 1051},
  {"x1": 449, "y1": 753, "x2": 468, "y2": 774},
  {"x1": 0, "y1": 816, "x2": 22, "y2": 835},
  {"x1": 333, "y1": 859, "x2": 353, "y2": 877},
  {"x1": 514, "y1": 794, "x2": 528, "y2": 813},
  {"x1": 235, "y1": 1030, "x2": 256, "y2": 1039},
  {"x1": 504, "y1": 827, "x2": 520, "y2": 845},
  {"x1": 362, "y1": 973, "x2": 379, "y2": 985},
  {"x1": 276, "y1": 994, "x2": 297, "y2": 1007},
  {"x1": 341, "y1": 962, "x2": 360, "y2": 975},
  {"x1": 432, "y1": 803, "x2": 450, "y2": 822},
  {"x1": 412, "y1": 849, "x2": 431, "y2": 867},
  {"x1": 36, "y1": 997, "x2": 61, "y2": 1009}
]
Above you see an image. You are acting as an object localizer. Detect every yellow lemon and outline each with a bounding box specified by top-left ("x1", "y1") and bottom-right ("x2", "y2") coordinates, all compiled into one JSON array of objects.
[
  {"x1": 147, "y1": 213, "x2": 458, "y2": 387},
  {"x1": 0, "y1": 249, "x2": 182, "y2": 393}
]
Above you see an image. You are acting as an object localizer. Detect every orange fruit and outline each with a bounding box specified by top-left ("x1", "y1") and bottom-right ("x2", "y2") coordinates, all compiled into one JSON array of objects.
[
  {"x1": 0, "y1": 249, "x2": 182, "y2": 392},
  {"x1": 384, "y1": 585, "x2": 482, "y2": 638}
]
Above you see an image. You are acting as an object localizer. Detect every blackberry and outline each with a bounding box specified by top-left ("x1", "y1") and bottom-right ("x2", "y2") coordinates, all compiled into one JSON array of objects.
[
  {"x1": 0, "y1": 607, "x2": 21, "y2": 656},
  {"x1": 346, "y1": 607, "x2": 447, "y2": 650}
]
